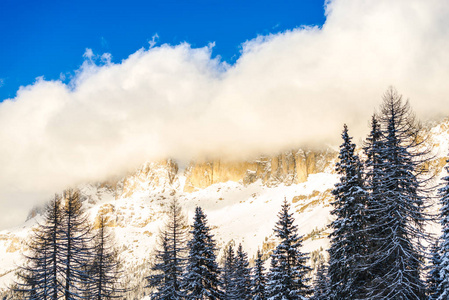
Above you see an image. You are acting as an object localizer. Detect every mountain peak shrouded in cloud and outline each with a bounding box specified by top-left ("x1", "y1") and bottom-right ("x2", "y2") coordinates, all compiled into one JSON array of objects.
[{"x1": 1, "y1": 0, "x2": 449, "y2": 229}]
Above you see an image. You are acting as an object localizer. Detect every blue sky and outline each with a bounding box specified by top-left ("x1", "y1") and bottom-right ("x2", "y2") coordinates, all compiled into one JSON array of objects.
[{"x1": 0, "y1": 0, "x2": 326, "y2": 101}]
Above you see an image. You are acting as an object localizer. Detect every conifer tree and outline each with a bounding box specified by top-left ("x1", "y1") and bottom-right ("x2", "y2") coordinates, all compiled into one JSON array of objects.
[
  {"x1": 165, "y1": 198, "x2": 188, "y2": 297},
  {"x1": 327, "y1": 124, "x2": 368, "y2": 299},
  {"x1": 252, "y1": 250, "x2": 267, "y2": 300},
  {"x1": 147, "y1": 198, "x2": 188, "y2": 299},
  {"x1": 234, "y1": 243, "x2": 251, "y2": 299},
  {"x1": 435, "y1": 157, "x2": 449, "y2": 299},
  {"x1": 361, "y1": 115, "x2": 387, "y2": 288},
  {"x1": 89, "y1": 213, "x2": 123, "y2": 299},
  {"x1": 15, "y1": 230, "x2": 50, "y2": 299},
  {"x1": 310, "y1": 262, "x2": 329, "y2": 300},
  {"x1": 14, "y1": 195, "x2": 63, "y2": 299},
  {"x1": 221, "y1": 244, "x2": 237, "y2": 300},
  {"x1": 148, "y1": 231, "x2": 173, "y2": 299},
  {"x1": 266, "y1": 199, "x2": 311, "y2": 299},
  {"x1": 60, "y1": 189, "x2": 94, "y2": 300},
  {"x1": 183, "y1": 206, "x2": 221, "y2": 299},
  {"x1": 364, "y1": 88, "x2": 431, "y2": 299},
  {"x1": 363, "y1": 115, "x2": 385, "y2": 229}
]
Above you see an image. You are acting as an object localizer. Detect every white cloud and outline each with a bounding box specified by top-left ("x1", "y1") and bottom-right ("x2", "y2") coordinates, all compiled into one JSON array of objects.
[
  {"x1": 100, "y1": 53, "x2": 112, "y2": 64},
  {"x1": 83, "y1": 48, "x2": 94, "y2": 60},
  {"x1": 149, "y1": 33, "x2": 159, "y2": 48},
  {"x1": 1, "y1": 0, "x2": 449, "y2": 228}
]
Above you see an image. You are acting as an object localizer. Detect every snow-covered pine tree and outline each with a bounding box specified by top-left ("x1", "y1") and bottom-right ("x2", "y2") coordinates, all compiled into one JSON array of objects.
[
  {"x1": 435, "y1": 157, "x2": 449, "y2": 299},
  {"x1": 89, "y1": 213, "x2": 123, "y2": 299},
  {"x1": 221, "y1": 244, "x2": 237, "y2": 300},
  {"x1": 165, "y1": 198, "x2": 188, "y2": 297},
  {"x1": 363, "y1": 115, "x2": 385, "y2": 228},
  {"x1": 266, "y1": 199, "x2": 311, "y2": 299},
  {"x1": 14, "y1": 194, "x2": 63, "y2": 299},
  {"x1": 147, "y1": 198, "x2": 188, "y2": 299},
  {"x1": 183, "y1": 206, "x2": 221, "y2": 299},
  {"x1": 364, "y1": 88, "x2": 431, "y2": 299},
  {"x1": 310, "y1": 262, "x2": 329, "y2": 300},
  {"x1": 252, "y1": 250, "x2": 267, "y2": 300},
  {"x1": 361, "y1": 114, "x2": 387, "y2": 291},
  {"x1": 60, "y1": 189, "x2": 95, "y2": 300},
  {"x1": 234, "y1": 243, "x2": 251, "y2": 299},
  {"x1": 327, "y1": 124, "x2": 368, "y2": 299},
  {"x1": 427, "y1": 241, "x2": 442, "y2": 300},
  {"x1": 148, "y1": 231, "x2": 173, "y2": 299}
]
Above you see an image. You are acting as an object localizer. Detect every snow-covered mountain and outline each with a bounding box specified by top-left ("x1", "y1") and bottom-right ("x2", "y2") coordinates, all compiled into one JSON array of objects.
[{"x1": 1, "y1": 119, "x2": 449, "y2": 297}]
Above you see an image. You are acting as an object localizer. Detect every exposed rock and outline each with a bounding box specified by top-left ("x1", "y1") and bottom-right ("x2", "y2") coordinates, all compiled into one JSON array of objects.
[
  {"x1": 184, "y1": 149, "x2": 337, "y2": 192},
  {"x1": 295, "y1": 149, "x2": 336, "y2": 183},
  {"x1": 93, "y1": 204, "x2": 117, "y2": 229},
  {"x1": 293, "y1": 189, "x2": 333, "y2": 214},
  {"x1": 424, "y1": 156, "x2": 448, "y2": 178},
  {"x1": 6, "y1": 236, "x2": 22, "y2": 253},
  {"x1": 121, "y1": 159, "x2": 179, "y2": 198},
  {"x1": 184, "y1": 161, "x2": 258, "y2": 192}
]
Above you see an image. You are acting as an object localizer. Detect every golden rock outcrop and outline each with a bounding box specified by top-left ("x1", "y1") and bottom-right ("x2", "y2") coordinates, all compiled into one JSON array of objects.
[
  {"x1": 93, "y1": 204, "x2": 117, "y2": 229},
  {"x1": 183, "y1": 161, "x2": 258, "y2": 192},
  {"x1": 109, "y1": 149, "x2": 336, "y2": 194},
  {"x1": 183, "y1": 149, "x2": 337, "y2": 192},
  {"x1": 6, "y1": 236, "x2": 22, "y2": 253}
]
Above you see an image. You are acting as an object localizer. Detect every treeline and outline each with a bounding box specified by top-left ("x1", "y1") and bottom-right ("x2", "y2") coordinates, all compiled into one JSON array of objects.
[
  {"x1": 145, "y1": 198, "x2": 311, "y2": 300},
  {"x1": 7, "y1": 190, "x2": 313, "y2": 299}
]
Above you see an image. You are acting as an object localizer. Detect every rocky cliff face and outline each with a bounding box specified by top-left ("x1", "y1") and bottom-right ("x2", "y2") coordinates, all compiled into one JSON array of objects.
[
  {"x1": 108, "y1": 148, "x2": 337, "y2": 197},
  {"x1": 183, "y1": 149, "x2": 336, "y2": 192},
  {"x1": 121, "y1": 159, "x2": 179, "y2": 197},
  {"x1": 115, "y1": 149, "x2": 337, "y2": 194}
]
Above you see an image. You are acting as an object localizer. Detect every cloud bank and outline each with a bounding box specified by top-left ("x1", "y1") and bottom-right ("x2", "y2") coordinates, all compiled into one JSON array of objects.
[{"x1": 1, "y1": 0, "x2": 449, "y2": 228}]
